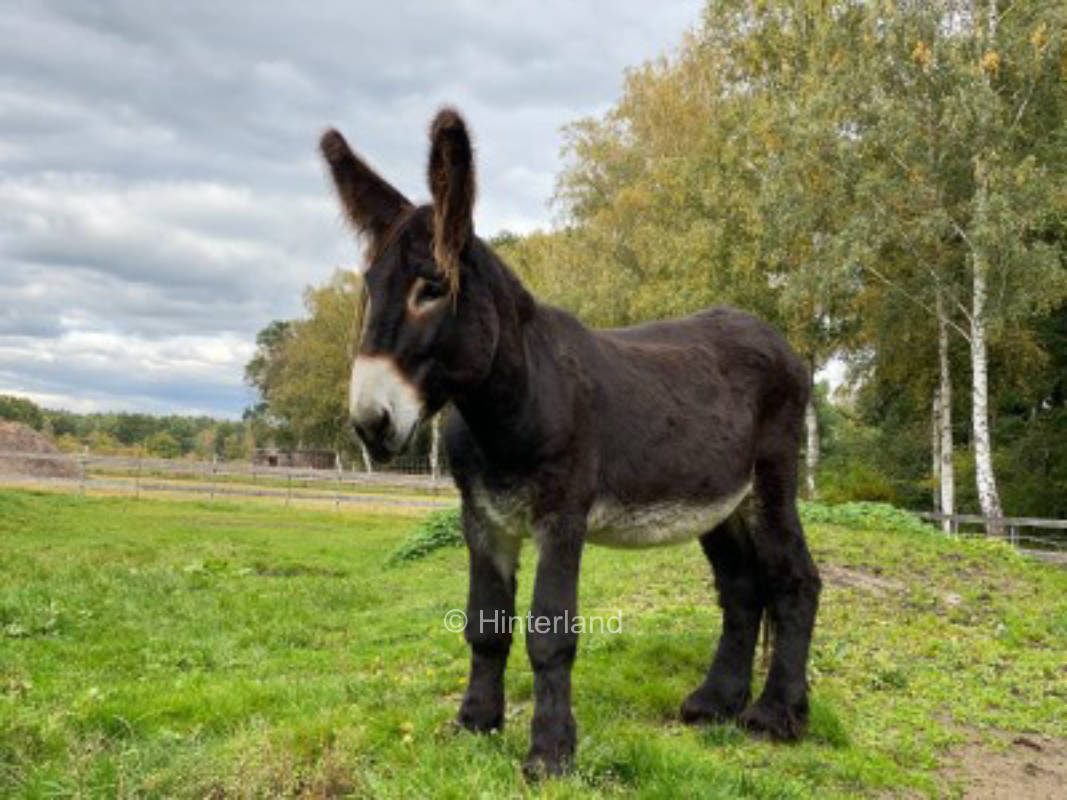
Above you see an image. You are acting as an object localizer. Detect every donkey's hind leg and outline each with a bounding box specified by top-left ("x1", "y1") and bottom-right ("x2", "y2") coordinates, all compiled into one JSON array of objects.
[
  {"x1": 739, "y1": 435, "x2": 821, "y2": 740},
  {"x1": 681, "y1": 510, "x2": 764, "y2": 724}
]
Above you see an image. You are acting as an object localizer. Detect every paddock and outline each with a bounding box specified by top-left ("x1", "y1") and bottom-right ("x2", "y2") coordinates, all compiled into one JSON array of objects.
[{"x1": 2, "y1": 488, "x2": 1064, "y2": 798}]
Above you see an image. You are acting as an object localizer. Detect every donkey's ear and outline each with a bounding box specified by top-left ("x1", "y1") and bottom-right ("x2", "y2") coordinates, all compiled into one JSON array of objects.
[
  {"x1": 427, "y1": 108, "x2": 475, "y2": 293},
  {"x1": 320, "y1": 129, "x2": 411, "y2": 254}
]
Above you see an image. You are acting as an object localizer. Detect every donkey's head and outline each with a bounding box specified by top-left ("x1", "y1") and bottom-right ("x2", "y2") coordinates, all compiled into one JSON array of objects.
[{"x1": 321, "y1": 109, "x2": 503, "y2": 460}]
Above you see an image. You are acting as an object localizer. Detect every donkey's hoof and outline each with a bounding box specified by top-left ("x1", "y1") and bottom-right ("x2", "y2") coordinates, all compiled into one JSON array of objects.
[
  {"x1": 738, "y1": 699, "x2": 807, "y2": 741},
  {"x1": 680, "y1": 686, "x2": 748, "y2": 724},
  {"x1": 522, "y1": 749, "x2": 572, "y2": 781},
  {"x1": 457, "y1": 696, "x2": 503, "y2": 733}
]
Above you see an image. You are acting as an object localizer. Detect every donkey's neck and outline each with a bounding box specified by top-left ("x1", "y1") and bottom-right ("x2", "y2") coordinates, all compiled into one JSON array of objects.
[
  {"x1": 453, "y1": 307, "x2": 538, "y2": 463},
  {"x1": 452, "y1": 270, "x2": 580, "y2": 469}
]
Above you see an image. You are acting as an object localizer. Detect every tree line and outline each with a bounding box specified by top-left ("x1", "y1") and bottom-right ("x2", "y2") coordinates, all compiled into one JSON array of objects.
[{"x1": 0, "y1": 394, "x2": 251, "y2": 460}]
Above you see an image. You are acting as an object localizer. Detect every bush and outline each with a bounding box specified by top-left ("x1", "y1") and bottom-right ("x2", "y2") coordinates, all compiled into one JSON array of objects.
[
  {"x1": 818, "y1": 462, "x2": 899, "y2": 505},
  {"x1": 145, "y1": 431, "x2": 181, "y2": 459},
  {"x1": 799, "y1": 501, "x2": 933, "y2": 535},
  {"x1": 387, "y1": 507, "x2": 463, "y2": 565}
]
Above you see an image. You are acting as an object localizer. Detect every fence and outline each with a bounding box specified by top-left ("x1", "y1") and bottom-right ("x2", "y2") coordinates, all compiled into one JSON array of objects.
[
  {"x1": 0, "y1": 449, "x2": 456, "y2": 511},
  {"x1": 919, "y1": 511, "x2": 1067, "y2": 564}
]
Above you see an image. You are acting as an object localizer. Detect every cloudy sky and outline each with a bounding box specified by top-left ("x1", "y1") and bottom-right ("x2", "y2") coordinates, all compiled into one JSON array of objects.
[{"x1": 0, "y1": 0, "x2": 702, "y2": 418}]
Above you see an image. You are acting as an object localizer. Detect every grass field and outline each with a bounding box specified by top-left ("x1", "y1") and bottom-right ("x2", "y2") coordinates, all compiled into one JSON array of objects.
[{"x1": 1, "y1": 490, "x2": 1065, "y2": 798}]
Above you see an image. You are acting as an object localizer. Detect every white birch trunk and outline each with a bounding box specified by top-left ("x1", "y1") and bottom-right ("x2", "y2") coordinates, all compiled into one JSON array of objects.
[
  {"x1": 936, "y1": 291, "x2": 955, "y2": 533},
  {"x1": 804, "y1": 396, "x2": 819, "y2": 500},
  {"x1": 932, "y1": 388, "x2": 941, "y2": 514},
  {"x1": 968, "y1": 0, "x2": 1004, "y2": 535},
  {"x1": 970, "y1": 241, "x2": 1004, "y2": 533}
]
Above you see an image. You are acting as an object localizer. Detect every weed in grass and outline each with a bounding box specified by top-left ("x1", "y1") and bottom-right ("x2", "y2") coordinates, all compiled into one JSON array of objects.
[{"x1": 387, "y1": 506, "x2": 463, "y2": 565}]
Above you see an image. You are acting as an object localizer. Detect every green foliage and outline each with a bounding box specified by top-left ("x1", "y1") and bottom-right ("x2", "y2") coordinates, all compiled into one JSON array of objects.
[
  {"x1": 799, "y1": 501, "x2": 933, "y2": 536},
  {"x1": 244, "y1": 271, "x2": 362, "y2": 454},
  {"x1": 386, "y1": 507, "x2": 463, "y2": 565},
  {"x1": 0, "y1": 394, "x2": 44, "y2": 430},
  {"x1": 818, "y1": 464, "x2": 899, "y2": 506},
  {"x1": 143, "y1": 431, "x2": 181, "y2": 459},
  {"x1": 32, "y1": 408, "x2": 235, "y2": 459}
]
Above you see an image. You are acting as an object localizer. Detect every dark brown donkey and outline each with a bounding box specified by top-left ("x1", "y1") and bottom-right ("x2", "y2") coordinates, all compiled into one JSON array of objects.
[{"x1": 320, "y1": 108, "x2": 821, "y2": 777}]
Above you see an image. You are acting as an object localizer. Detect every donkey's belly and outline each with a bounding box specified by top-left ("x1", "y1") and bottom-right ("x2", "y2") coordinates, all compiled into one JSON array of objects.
[
  {"x1": 585, "y1": 482, "x2": 752, "y2": 548},
  {"x1": 471, "y1": 481, "x2": 752, "y2": 550}
]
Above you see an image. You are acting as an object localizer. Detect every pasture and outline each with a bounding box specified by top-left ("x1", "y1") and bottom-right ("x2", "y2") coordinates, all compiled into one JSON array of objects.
[{"x1": 1, "y1": 489, "x2": 1065, "y2": 798}]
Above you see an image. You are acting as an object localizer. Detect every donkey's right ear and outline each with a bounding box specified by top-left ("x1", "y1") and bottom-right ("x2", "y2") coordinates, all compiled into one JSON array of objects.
[{"x1": 320, "y1": 129, "x2": 412, "y2": 251}]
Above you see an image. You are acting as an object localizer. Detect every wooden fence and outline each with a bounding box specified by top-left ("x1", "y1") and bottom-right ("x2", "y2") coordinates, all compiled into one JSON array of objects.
[{"x1": 919, "y1": 511, "x2": 1067, "y2": 564}]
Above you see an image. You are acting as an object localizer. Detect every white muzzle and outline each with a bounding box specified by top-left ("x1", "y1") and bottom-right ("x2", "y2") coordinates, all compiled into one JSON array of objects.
[{"x1": 349, "y1": 355, "x2": 423, "y2": 455}]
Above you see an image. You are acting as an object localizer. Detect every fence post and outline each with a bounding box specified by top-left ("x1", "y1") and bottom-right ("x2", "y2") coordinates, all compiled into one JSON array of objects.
[
  {"x1": 286, "y1": 471, "x2": 292, "y2": 507},
  {"x1": 135, "y1": 447, "x2": 142, "y2": 501},
  {"x1": 335, "y1": 452, "x2": 342, "y2": 511},
  {"x1": 80, "y1": 446, "x2": 88, "y2": 496},
  {"x1": 210, "y1": 453, "x2": 217, "y2": 502}
]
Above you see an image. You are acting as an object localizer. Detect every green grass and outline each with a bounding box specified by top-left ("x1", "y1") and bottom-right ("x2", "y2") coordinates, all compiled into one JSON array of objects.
[{"x1": 1, "y1": 490, "x2": 1064, "y2": 798}]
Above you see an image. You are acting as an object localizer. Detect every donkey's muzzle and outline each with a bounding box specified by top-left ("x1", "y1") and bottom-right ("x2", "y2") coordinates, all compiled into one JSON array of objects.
[
  {"x1": 349, "y1": 354, "x2": 423, "y2": 461},
  {"x1": 351, "y1": 410, "x2": 395, "y2": 461}
]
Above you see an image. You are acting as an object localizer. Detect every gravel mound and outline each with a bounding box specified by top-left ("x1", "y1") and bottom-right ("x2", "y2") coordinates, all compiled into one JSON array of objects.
[{"x1": 0, "y1": 421, "x2": 82, "y2": 479}]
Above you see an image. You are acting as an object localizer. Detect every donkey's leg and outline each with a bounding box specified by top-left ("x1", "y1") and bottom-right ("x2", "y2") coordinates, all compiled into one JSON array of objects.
[
  {"x1": 524, "y1": 513, "x2": 584, "y2": 777},
  {"x1": 740, "y1": 448, "x2": 821, "y2": 740},
  {"x1": 681, "y1": 511, "x2": 763, "y2": 724},
  {"x1": 458, "y1": 508, "x2": 519, "y2": 733}
]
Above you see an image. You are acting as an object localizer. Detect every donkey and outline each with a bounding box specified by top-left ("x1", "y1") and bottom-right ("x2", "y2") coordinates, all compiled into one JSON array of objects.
[{"x1": 320, "y1": 109, "x2": 821, "y2": 776}]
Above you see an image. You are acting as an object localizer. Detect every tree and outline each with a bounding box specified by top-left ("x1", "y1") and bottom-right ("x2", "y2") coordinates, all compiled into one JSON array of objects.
[
  {"x1": 144, "y1": 431, "x2": 181, "y2": 459},
  {"x1": 0, "y1": 395, "x2": 44, "y2": 431},
  {"x1": 245, "y1": 270, "x2": 365, "y2": 455},
  {"x1": 842, "y1": 0, "x2": 1067, "y2": 527}
]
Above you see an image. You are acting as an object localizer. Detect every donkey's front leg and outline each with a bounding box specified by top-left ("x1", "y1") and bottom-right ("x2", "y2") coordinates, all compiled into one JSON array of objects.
[
  {"x1": 459, "y1": 509, "x2": 519, "y2": 733},
  {"x1": 524, "y1": 512, "x2": 585, "y2": 777}
]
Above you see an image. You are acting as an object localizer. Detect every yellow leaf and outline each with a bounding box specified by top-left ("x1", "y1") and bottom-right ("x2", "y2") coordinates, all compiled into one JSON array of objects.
[
  {"x1": 981, "y1": 50, "x2": 1000, "y2": 76},
  {"x1": 911, "y1": 41, "x2": 932, "y2": 70},
  {"x1": 1030, "y1": 22, "x2": 1048, "y2": 51}
]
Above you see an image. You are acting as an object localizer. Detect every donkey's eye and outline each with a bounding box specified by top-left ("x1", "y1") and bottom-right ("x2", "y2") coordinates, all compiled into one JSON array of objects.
[{"x1": 414, "y1": 278, "x2": 447, "y2": 307}]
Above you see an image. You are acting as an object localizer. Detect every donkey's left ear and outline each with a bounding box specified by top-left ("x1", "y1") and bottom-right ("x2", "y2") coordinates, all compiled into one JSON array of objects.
[{"x1": 427, "y1": 108, "x2": 475, "y2": 293}]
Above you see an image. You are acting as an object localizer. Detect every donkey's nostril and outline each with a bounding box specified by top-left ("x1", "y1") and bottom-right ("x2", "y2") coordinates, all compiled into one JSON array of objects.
[
  {"x1": 373, "y1": 409, "x2": 392, "y2": 438},
  {"x1": 352, "y1": 409, "x2": 393, "y2": 450}
]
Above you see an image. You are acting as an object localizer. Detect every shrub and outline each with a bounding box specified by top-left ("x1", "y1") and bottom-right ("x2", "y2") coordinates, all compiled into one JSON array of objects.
[
  {"x1": 818, "y1": 462, "x2": 899, "y2": 505},
  {"x1": 387, "y1": 507, "x2": 463, "y2": 565},
  {"x1": 799, "y1": 501, "x2": 933, "y2": 535}
]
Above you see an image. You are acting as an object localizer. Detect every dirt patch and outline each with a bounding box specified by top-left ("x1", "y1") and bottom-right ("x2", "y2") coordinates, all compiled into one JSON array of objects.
[
  {"x1": 821, "y1": 563, "x2": 965, "y2": 609},
  {"x1": 820, "y1": 564, "x2": 905, "y2": 596},
  {"x1": 0, "y1": 422, "x2": 81, "y2": 479},
  {"x1": 941, "y1": 732, "x2": 1067, "y2": 799}
]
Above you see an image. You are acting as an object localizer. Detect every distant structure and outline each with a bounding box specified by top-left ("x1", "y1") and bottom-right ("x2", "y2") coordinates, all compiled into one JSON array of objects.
[{"x1": 252, "y1": 447, "x2": 335, "y2": 470}]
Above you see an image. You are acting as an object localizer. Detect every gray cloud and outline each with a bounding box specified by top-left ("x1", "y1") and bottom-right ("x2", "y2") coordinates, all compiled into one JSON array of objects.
[{"x1": 0, "y1": 0, "x2": 701, "y2": 417}]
